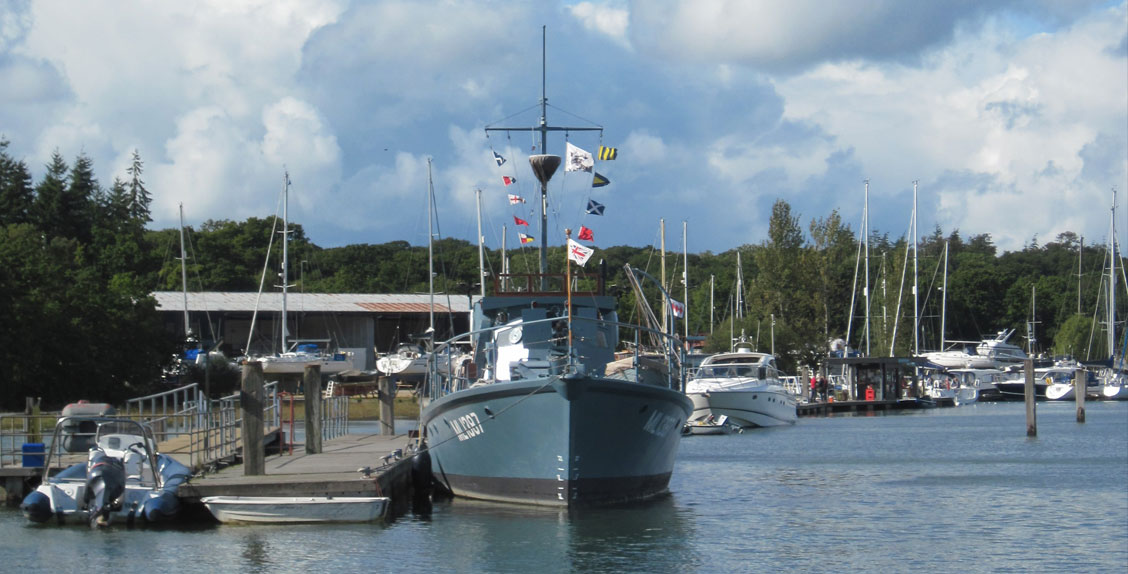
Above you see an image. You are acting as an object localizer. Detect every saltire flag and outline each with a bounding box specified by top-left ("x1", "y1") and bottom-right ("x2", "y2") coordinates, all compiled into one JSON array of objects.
[
  {"x1": 503, "y1": 176, "x2": 516, "y2": 186},
  {"x1": 565, "y1": 142, "x2": 594, "y2": 172},
  {"x1": 592, "y1": 172, "x2": 610, "y2": 188},
  {"x1": 493, "y1": 151, "x2": 506, "y2": 167},
  {"x1": 514, "y1": 215, "x2": 529, "y2": 226},
  {"x1": 507, "y1": 194, "x2": 525, "y2": 204},
  {"x1": 670, "y1": 298, "x2": 686, "y2": 318},
  {"x1": 578, "y1": 226, "x2": 594, "y2": 241},
  {"x1": 567, "y1": 238, "x2": 594, "y2": 267},
  {"x1": 585, "y1": 199, "x2": 605, "y2": 216},
  {"x1": 598, "y1": 146, "x2": 618, "y2": 161},
  {"x1": 519, "y1": 233, "x2": 534, "y2": 244}
]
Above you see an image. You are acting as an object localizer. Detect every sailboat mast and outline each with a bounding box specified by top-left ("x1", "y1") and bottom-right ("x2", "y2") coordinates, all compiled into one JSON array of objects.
[
  {"x1": 501, "y1": 225, "x2": 508, "y2": 292},
  {"x1": 941, "y1": 240, "x2": 948, "y2": 349},
  {"x1": 710, "y1": 274, "x2": 715, "y2": 335},
  {"x1": 178, "y1": 203, "x2": 191, "y2": 338},
  {"x1": 476, "y1": 188, "x2": 486, "y2": 297},
  {"x1": 281, "y1": 172, "x2": 290, "y2": 352},
  {"x1": 881, "y1": 252, "x2": 888, "y2": 342},
  {"x1": 683, "y1": 220, "x2": 689, "y2": 345},
  {"x1": 736, "y1": 251, "x2": 744, "y2": 321},
  {"x1": 660, "y1": 219, "x2": 667, "y2": 333},
  {"x1": 427, "y1": 159, "x2": 435, "y2": 335},
  {"x1": 1109, "y1": 190, "x2": 1117, "y2": 359},
  {"x1": 864, "y1": 179, "x2": 871, "y2": 356},
  {"x1": 912, "y1": 180, "x2": 920, "y2": 356}
]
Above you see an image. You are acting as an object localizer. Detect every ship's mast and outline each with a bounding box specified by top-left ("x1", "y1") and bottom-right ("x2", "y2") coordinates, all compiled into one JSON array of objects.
[{"x1": 484, "y1": 26, "x2": 601, "y2": 280}]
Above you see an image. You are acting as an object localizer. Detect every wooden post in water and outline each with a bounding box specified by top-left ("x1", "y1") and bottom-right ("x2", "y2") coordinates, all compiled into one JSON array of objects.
[
  {"x1": 1074, "y1": 367, "x2": 1086, "y2": 423},
  {"x1": 379, "y1": 377, "x2": 395, "y2": 436},
  {"x1": 240, "y1": 361, "x2": 266, "y2": 475},
  {"x1": 303, "y1": 364, "x2": 323, "y2": 454},
  {"x1": 1024, "y1": 359, "x2": 1036, "y2": 437},
  {"x1": 26, "y1": 397, "x2": 42, "y2": 444}
]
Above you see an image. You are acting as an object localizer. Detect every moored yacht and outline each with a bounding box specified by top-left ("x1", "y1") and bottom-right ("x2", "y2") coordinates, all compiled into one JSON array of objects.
[
  {"x1": 684, "y1": 344, "x2": 797, "y2": 428},
  {"x1": 994, "y1": 363, "x2": 1076, "y2": 400},
  {"x1": 976, "y1": 329, "x2": 1028, "y2": 366}
]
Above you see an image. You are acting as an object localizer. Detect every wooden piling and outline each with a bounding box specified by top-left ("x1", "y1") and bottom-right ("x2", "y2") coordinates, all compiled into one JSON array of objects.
[
  {"x1": 379, "y1": 377, "x2": 395, "y2": 436},
  {"x1": 1024, "y1": 359, "x2": 1036, "y2": 437},
  {"x1": 25, "y1": 397, "x2": 41, "y2": 444},
  {"x1": 240, "y1": 361, "x2": 266, "y2": 475},
  {"x1": 304, "y1": 364, "x2": 323, "y2": 454},
  {"x1": 1074, "y1": 367, "x2": 1086, "y2": 423}
]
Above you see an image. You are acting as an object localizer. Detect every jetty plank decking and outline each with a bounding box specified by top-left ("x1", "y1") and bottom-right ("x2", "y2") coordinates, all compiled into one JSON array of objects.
[{"x1": 177, "y1": 432, "x2": 415, "y2": 502}]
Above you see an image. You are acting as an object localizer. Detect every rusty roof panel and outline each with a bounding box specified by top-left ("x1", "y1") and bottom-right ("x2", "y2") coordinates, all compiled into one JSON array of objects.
[{"x1": 152, "y1": 292, "x2": 471, "y2": 313}]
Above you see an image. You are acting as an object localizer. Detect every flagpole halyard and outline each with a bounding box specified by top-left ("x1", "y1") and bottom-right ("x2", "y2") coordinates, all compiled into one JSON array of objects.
[{"x1": 565, "y1": 228, "x2": 573, "y2": 355}]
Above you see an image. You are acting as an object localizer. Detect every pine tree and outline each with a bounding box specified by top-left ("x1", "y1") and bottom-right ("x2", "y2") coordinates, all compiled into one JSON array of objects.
[
  {"x1": 32, "y1": 151, "x2": 70, "y2": 238},
  {"x1": 66, "y1": 152, "x2": 99, "y2": 244},
  {"x1": 106, "y1": 177, "x2": 131, "y2": 229},
  {"x1": 0, "y1": 139, "x2": 35, "y2": 226},
  {"x1": 126, "y1": 149, "x2": 152, "y2": 224}
]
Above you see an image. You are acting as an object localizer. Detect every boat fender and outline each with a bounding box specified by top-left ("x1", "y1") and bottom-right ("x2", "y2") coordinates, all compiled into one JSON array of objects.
[{"x1": 411, "y1": 446, "x2": 433, "y2": 494}]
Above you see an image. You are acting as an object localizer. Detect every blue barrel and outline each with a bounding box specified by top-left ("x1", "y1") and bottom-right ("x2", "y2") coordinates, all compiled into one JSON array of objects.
[{"x1": 22, "y1": 443, "x2": 45, "y2": 467}]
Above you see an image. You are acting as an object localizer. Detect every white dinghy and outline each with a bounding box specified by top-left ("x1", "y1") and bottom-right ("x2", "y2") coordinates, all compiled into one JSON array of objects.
[{"x1": 201, "y1": 496, "x2": 389, "y2": 524}]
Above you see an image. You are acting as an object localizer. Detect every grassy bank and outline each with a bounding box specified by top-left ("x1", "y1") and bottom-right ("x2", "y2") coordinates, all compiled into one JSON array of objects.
[{"x1": 281, "y1": 395, "x2": 421, "y2": 421}]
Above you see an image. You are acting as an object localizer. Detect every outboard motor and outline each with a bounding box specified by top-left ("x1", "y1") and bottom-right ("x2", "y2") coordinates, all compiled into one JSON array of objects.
[{"x1": 84, "y1": 450, "x2": 125, "y2": 527}]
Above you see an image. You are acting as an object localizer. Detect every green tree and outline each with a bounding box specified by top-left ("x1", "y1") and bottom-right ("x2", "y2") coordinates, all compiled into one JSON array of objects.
[
  {"x1": 126, "y1": 149, "x2": 152, "y2": 224},
  {"x1": 0, "y1": 139, "x2": 34, "y2": 226}
]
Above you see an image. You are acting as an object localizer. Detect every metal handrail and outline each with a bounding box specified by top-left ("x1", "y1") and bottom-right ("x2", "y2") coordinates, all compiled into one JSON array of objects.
[
  {"x1": 426, "y1": 313, "x2": 688, "y2": 401},
  {"x1": 3, "y1": 380, "x2": 350, "y2": 470}
]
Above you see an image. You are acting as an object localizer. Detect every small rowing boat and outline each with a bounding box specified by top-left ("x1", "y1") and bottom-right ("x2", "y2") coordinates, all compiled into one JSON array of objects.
[{"x1": 201, "y1": 496, "x2": 389, "y2": 524}]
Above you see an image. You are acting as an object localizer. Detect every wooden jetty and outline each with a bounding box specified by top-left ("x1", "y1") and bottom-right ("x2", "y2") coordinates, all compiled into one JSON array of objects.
[
  {"x1": 798, "y1": 398, "x2": 934, "y2": 417},
  {"x1": 178, "y1": 432, "x2": 416, "y2": 515}
]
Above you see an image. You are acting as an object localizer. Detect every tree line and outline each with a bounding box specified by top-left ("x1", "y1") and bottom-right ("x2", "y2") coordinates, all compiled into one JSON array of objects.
[{"x1": 1, "y1": 139, "x2": 1118, "y2": 409}]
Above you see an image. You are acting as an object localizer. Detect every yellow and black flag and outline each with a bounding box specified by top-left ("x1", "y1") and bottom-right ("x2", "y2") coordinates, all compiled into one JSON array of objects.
[{"x1": 598, "y1": 145, "x2": 618, "y2": 161}]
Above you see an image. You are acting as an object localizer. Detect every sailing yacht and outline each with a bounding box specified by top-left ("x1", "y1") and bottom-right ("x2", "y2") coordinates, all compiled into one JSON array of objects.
[
  {"x1": 250, "y1": 173, "x2": 353, "y2": 375},
  {"x1": 1097, "y1": 191, "x2": 1128, "y2": 400}
]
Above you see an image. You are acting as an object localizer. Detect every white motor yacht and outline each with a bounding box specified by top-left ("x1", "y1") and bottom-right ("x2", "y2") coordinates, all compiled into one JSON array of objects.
[{"x1": 684, "y1": 345, "x2": 797, "y2": 428}]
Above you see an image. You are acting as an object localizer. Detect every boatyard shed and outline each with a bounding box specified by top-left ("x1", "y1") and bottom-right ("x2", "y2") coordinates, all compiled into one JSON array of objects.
[
  {"x1": 824, "y1": 357, "x2": 919, "y2": 401},
  {"x1": 152, "y1": 292, "x2": 476, "y2": 371}
]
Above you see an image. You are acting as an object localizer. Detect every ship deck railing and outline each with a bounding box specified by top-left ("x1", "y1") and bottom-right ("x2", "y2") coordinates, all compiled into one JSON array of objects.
[{"x1": 424, "y1": 313, "x2": 688, "y2": 401}]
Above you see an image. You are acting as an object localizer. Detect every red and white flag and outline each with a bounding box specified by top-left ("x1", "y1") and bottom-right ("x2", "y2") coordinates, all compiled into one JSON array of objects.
[
  {"x1": 507, "y1": 194, "x2": 525, "y2": 204},
  {"x1": 669, "y1": 298, "x2": 686, "y2": 318},
  {"x1": 567, "y1": 238, "x2": 594, "y2": 267}
]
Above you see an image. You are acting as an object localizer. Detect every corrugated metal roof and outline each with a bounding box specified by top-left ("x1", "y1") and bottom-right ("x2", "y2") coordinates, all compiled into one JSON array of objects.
[{"x1": 152, "y1": 292, "x2": 474, "y2": 313}]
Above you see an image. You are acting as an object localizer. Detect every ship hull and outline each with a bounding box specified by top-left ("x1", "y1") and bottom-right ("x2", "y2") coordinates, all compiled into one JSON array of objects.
[{"x1": 420, "y1": 376, "x2": 691, "y2": 507}]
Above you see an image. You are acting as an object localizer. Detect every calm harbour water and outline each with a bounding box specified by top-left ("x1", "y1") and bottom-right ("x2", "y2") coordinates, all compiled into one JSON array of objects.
[{"x1": 2, "y1": 401, "x2": 1125, "y2": 573}]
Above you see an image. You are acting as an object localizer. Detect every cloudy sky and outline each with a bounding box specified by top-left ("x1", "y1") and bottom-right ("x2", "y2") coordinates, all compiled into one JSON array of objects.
[{"x1": 2, "y1": 0, "x2": 1126, "y2": 255}]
